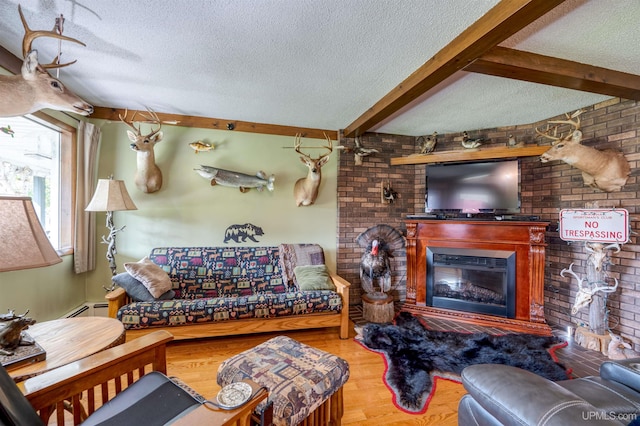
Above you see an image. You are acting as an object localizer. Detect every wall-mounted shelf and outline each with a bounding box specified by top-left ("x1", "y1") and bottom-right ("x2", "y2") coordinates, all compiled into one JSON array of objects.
[{"x1": 390, "y1": 145, "x2": 549, "y2": 165}]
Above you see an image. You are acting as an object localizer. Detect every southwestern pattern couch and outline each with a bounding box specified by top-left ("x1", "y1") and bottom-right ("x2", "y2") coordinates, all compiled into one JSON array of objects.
[{"x1": 105, "y1": 244, "x2": 350, "y2": 340}]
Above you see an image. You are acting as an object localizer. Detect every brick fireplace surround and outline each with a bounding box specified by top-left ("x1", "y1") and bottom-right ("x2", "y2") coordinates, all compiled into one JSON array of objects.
[{"x1": 337, "y1": 98, "x2": 639, "y2": 347}]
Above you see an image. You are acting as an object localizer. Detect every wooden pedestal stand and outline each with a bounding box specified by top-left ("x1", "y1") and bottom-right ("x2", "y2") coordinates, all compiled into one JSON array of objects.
[
  {"x1": 574, "y1": 326, "x2": 611, "y2": 356},
  {"x1": 362, "y1": 294, "x2": 395, "y2": 323}
]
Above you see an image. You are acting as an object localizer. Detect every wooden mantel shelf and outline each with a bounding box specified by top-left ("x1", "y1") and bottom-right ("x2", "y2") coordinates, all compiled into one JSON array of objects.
[{"x1": 390, "y1": 145, "x2": 549, "y2": 165}]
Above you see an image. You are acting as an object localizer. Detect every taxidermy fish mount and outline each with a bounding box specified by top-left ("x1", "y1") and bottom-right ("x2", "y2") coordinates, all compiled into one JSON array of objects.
[
  {"x1": 189, "y1": 140, "x2": 214, "y2": 153},
  {"x1": 195, "y1": 165, "x2": 275, "y2": 193}
]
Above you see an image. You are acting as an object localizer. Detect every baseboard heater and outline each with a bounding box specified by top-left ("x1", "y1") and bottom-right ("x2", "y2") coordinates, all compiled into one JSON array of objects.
[{"x1": 61, "y1": 303, "x2": 109, "y2": 318}]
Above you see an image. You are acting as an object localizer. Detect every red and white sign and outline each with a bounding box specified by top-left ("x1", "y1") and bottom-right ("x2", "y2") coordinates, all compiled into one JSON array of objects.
[{"x1": 559, "y1": 209, "x2": 628, "y2": 243}]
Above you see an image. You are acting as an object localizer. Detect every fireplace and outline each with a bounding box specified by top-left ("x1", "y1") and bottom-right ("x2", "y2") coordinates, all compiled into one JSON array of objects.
[
  {"x1": 426, "y1": 247, "x2": 516, "y2": 318},
  {"x1": 403, "y1": 219, "x2": 551, "y2": 334}
]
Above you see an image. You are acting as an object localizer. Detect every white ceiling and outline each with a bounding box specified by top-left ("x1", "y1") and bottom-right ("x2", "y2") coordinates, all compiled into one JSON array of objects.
[{"x1": 0, "y1": 0, "x2": 638, "y2": 136}]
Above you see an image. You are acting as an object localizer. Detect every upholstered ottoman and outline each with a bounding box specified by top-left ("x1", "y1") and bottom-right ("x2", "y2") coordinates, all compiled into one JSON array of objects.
[{"x1": 217, "y1": 336, "x2": 350, "y2": 426}]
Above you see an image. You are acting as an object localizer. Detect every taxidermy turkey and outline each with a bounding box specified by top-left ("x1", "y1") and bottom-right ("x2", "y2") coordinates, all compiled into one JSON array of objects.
[{"x1": 356, "y1": 225, "x2": 405, "y2": 299}]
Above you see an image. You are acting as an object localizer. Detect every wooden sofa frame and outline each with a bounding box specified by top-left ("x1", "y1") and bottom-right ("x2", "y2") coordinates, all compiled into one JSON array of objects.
[{"x1": 106, "y1": 273, "x2": 351, "y2": 341}]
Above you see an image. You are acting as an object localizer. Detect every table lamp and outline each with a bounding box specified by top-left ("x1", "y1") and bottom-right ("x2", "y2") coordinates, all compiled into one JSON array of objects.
[
  {"x1": 0, "y1": 196, "x2": 61, "y2": 367},
  {"x1": 0, "y1": 196, "x2": 62, "y2": 272},
  {"x1": 85, "y1": 177, "x2": 137, "y2": 277}
]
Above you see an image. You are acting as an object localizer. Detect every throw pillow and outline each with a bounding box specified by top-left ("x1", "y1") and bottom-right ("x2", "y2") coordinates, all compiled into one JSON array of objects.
[
  {"x1": 112, "y1": 272, "x2": 175, "y2": 302},
  {"x1": 124, "y1": 257, "x2": 172, "y2": 298},
  {"x1": 293, "y1": 264, "x2": 336, "y2": 291}
]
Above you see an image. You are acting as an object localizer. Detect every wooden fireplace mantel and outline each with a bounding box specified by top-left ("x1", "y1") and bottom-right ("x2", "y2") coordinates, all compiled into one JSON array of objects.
[{"x1": 403, "y1": 219, "x2": 551, "y2": 335}]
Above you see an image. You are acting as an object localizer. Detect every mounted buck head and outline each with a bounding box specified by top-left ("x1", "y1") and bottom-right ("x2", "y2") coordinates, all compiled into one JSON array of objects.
[
  {"x1": 0, "y1": 5, "x2": 93, "y2": 117},
  {"x1": 119, "y1": 109, "x2": 163, "y2": 193},
  {"x1": 537, "y1": 110, "x2": 629, "y2": 192},
  {"x1": 293, "y1": 132, "x2": 332, "y2": 207}
]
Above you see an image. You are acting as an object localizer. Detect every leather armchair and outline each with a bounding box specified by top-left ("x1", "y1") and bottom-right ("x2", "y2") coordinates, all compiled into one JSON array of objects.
[{"x1": 458, "y1": 358, "x2": 640, "y2": 425}]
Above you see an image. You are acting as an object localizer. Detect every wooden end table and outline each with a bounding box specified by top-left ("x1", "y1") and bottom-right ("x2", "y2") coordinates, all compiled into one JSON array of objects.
[{"x1": 8, "y1": 316, "x2": 125, "y2": 382}]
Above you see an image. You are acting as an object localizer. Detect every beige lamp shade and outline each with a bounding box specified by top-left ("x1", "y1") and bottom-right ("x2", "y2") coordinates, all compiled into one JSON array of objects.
[
  {"x1": 0, "y1": 196, "x2": 63, "y2": 272},
  {"x1": 85, "y1": 179, "x2": 138, "y2": 212}
]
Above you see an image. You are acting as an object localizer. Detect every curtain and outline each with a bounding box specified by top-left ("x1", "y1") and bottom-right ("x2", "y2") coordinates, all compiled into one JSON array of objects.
[{"x1": 73, "y1": 121, "x2": 101, "y2": 273}]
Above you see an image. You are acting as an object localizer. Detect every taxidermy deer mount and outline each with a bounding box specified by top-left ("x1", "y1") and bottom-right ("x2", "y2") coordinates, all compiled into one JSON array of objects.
[
  {"x1": 119, "y1": 109, "x2": 164, "y2": 193},
  {"x1": 293, "y1": 132, "x2": 332, "y2": 207},
  {"x1": 0, "y1": 5, "x2": 93, "y2": 117},
  {"x1": 537, "y1": 110, "x2": 630, "y2": 192}
]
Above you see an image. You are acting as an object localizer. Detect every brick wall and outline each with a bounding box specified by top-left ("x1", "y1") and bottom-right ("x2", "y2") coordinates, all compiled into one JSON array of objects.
[{"x1": 337, "y1": 98, "x2": 640, "y2": 348}]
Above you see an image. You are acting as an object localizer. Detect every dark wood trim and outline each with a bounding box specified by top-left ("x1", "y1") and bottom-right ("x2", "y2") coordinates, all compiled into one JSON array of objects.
[
  {"x1": 343, "y1": 0, "x2": 568, "y2": 137},
  {"x1": 0, "y1": 45, "x2": 22, "y2": 74},
  {"x1": 466, "y1": 46, "x2": 640, "y2": 101},
  {"x1": 91, "y1": 107, "x2": 337, "y2": 140}
]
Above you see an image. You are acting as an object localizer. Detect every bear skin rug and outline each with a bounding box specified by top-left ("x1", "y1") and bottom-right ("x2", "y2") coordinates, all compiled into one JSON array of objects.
[{"x1": 355, "y1": 312, "x2": 569, "y2": 413}]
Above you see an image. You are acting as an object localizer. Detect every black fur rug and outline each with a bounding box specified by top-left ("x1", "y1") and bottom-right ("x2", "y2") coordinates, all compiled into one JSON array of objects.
[{"x1": 356, "y1": 312, "x2": 569, "y2": 413}]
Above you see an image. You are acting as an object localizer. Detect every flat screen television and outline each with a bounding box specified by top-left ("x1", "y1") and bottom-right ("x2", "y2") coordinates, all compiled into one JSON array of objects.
[{"x1": 425, "y1": 160, "x2": 520, "y2": 214}]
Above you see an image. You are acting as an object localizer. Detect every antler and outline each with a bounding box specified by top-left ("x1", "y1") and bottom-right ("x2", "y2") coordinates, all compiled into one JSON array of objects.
[
  {"x1": 19, "y1": 5, "x2": 86, "y2": 69},
  {"x1": 536, "y1": 109, "x2": 584, "y2": 144},
  {"x1": 119, "y1": 108, "x2": 162, "y2": 138},
  {"x1": 592, "y1": 278, "x2": 619, "y2": 294},
  {"x1": 293, "y1": 132, "x2": 333, "y2": 160},
  {"x1": 320, "y1": 132, "x2": 333, "y2": 160},
  {"x1": 560, "y1": 263, "x2": 584, "y2": 290},
  {"x1": 294, "y1": 133, "x2": 309, "y2": 160},
  {"x1": 119, "y1": 109, "x2": 142, "y2": 135}
]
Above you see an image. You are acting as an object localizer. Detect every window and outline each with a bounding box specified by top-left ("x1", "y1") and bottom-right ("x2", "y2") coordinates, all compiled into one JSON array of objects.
[{"x1": 0, "y1": 113, "x2": 75, "y2": 253}]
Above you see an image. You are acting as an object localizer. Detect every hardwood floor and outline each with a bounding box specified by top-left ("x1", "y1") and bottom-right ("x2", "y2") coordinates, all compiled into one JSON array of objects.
[
  {"x1": 165, "y1": 315, "x2": 608, "y2": 425},
  {"x1": 165, "y1": 322, "x2": 463, "y2": 426}
]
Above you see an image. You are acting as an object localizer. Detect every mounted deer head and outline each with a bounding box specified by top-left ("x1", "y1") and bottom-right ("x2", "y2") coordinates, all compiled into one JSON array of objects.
[
  {"x1": 293, "y1": 132, "x2": 332, "y2": 207},
  {"x1": 119, "y1": 109, "x2": 163, "y2": 193},
  {"x1": 561, "y1": 263, "x2": 619, "y2": 314},
  {"x1": 537, "y1": 110, "x2": 629, "y2": 192},
  {"x1": 0, "y1": 5, "x2": 93, "y2": 117}
]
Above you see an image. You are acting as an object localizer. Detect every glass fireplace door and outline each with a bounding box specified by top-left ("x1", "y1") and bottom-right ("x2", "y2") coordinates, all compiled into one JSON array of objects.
[{"x1": 426, "y1": 247, "x2": 516, "y2": 317}]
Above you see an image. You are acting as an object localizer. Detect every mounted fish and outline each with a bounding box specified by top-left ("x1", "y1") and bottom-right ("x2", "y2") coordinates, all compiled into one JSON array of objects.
[
  {"x1": 195, "y1": 165, "x2": 275, "y2": 193},
  {"x1": 189, "y1": 140, "x2": 214, "y2": 154}
]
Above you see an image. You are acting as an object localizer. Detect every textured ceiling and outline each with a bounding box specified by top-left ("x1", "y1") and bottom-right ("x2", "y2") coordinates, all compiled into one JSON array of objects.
[{"x1": 0, "y1": 0, "x2": 638, "y2": 136}]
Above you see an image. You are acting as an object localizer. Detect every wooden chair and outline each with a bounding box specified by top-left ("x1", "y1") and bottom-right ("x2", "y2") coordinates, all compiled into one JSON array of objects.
[{"x1": 2, "y1": 330, "x2": 268, "y2": 426}]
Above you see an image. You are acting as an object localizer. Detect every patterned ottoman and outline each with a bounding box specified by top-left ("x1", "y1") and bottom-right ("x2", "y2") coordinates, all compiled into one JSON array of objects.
[{"x1": 217, "y1": 336, "x2": 350, "y2": 426}]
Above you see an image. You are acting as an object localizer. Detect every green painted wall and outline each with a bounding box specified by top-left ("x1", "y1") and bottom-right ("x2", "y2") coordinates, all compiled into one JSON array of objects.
[
  {"x1": 84, "y1": 120, "x2": 339, "y2": 302},
  {"x1": 0, "y1": 117, "x2": 338, "y2": 320},
  {"x1": 0, "y1": 256, "x2": 86, "y2": 320}
]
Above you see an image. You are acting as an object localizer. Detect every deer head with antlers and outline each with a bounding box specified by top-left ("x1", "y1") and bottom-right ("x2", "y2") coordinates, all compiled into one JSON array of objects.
[
  {"x1": 293, "y1": 133, "x2": 332, "y2": 207},
  {"x1": 119, "y1": 109, "x2": 163, "y2": 193},
  {"x1": 0, "y1": 5, "x2": 93, "y2": 118},
  {"x1": 537, "y1": 110, "x2": 629, "y2": 192}
]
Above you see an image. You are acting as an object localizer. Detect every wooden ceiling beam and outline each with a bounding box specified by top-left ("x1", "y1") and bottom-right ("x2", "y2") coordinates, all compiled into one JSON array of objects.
[
  {"x1": 342, "y1": 0, "x2": 567, "y2": 138},
  {"x1": 465, "y1": 46, "x2": 640, "y2": 101},
  {"x1": 91, "y1": 107, "x2": 337, "y2": 140},
  {"x1": 1, "y1": 45, "x2": 336, "y2": 139},
  {"x1": 0, "y1": 45, "x2": 22, "y2": 75}
]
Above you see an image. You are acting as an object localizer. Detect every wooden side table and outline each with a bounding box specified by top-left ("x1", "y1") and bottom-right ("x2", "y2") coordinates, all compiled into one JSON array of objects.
[{"x1": 8, "y1": 316, "x2": 125, "y2": 382}]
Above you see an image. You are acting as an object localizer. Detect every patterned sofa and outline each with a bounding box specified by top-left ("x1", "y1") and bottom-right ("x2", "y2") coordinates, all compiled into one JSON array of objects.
[{"x1": 105, "y1": 244, "x2": 350, "y2": 341}]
